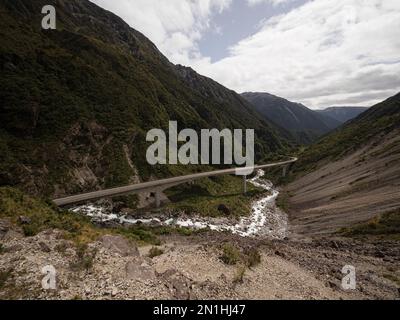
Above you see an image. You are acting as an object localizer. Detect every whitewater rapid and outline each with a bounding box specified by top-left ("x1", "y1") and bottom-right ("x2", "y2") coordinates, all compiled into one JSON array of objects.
[{"x1": 72, "y1": 170, "x2": 288, "y2": 239}]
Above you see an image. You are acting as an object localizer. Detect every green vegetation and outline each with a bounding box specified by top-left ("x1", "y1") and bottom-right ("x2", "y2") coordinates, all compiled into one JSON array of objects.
[
  {"x1": 242, "y1": 92, "x2": 338, "y2": 145},
  {"x1": 233, "y1": 265, "x2": 246, "y2": 284},
  {"x1": 0, "y1": 269, "x2": 12, "y2": 290},
  {"x1": 0, "y1": 186, "x2": 207, "y2": 247},
  {"x1": 0, "y1": 0, "x2": 291, "y2": 200},
  {"x1": 338, "y1": 209, "x2": 400, "y2": 240},
  {"x1": 166, "y1": 175, "x2": 264, "y2": 218},
  {"x1": 221, "y1": 243, "x2": 241, "y2": 265},
  {"x1": 148, "y1": 247, "x2": 164, "y2": 258},
  {"x1": 55, "y1": 242, "x2": 68, "y2": 254},
  {"x1": 243, "y1": 247, "x2": 262, "y2": 269},
  {"x1": 69, "y1": 243, "x2": 97, "y2": 272},
  {"x1": 117, "y1": 225, "x2": 162, "y2": 246},
  {"x1": 383, "y1": 273, "x2": 400, "y2": 287},
  {"x1": 220, "y1": 243, "x2": 262, "y2": 268},
  {"x1": 0, "y1": 187, "x2": 103, "y2": 243},
  {"x1": 220, "y1": 244, "x2": 262, "y2": 284},
  {"x1": 276, "y1": 191, "x2": 291, "y2": 212},
  {"x1": 290, "y1": 93, "x2": 400, "y2": 179}
]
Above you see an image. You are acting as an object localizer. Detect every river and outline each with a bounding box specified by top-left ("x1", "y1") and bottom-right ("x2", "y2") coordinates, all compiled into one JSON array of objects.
[{"x1": 71, "y1": 170, "x2": 288, "y2": 239}]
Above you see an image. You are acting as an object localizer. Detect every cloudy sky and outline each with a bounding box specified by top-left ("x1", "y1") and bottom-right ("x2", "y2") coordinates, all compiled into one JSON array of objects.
[{"x1": 91, "y1": 0, "x2": 400, "y2": 109}]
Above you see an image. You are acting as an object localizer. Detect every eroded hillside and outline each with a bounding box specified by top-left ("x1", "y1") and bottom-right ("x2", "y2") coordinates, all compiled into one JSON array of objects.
[{"x1": 286, "y1": 93, "x2": 400, "y2": 236}]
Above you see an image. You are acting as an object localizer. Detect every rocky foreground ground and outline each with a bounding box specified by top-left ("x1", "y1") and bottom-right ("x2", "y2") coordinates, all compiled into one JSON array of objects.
[{"x1": 1, "y1": 218, "x2": 399, "y2": 300}]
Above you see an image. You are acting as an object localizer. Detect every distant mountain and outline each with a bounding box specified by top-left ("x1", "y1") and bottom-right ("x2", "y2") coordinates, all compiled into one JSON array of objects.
[
  {"x1": 0, "y1": 0, "x2": 292, "y2": 197},
  {"x1": 242, "y1": 92, "x2": 341, "y2": 144},
  {"x1": 286, "y1": 93, "x2": 400, "y2": 236},
  {"x1": 316, "y1": 107, "x2": 369, "y2": 124}
]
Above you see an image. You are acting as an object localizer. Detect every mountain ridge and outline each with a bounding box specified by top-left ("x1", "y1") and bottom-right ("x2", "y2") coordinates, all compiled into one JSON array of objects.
[
  {"x1": 0, "y1": 0, "x2": 292, "y2": 198},
  {"x1": 286, "y1": 92, "x2": 400, "y2": 236},
  {"x1": 316, "y1": 106, "x2": 369, "y2": 124},
  {"x1": 242, "y1": 92, "x2": 341, "y2": 144}
]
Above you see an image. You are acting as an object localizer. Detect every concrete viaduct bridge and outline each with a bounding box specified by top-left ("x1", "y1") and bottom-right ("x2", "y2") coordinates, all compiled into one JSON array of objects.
[{"x1": 53, "y1": 157, "x2": 298, "y2": 208}]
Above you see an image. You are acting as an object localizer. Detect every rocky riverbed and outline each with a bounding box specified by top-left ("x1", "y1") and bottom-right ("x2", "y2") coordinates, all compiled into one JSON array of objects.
[{"x1": 72, "y1": 170, "x2": 289, "y2": 239}]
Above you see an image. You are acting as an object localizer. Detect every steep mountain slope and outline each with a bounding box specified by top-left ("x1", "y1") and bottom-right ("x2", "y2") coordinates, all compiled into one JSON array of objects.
[
  {"x1": 242, "y1": 92, "x2": 340, "y2": 144},
  {"x1": 0, "y1": 0, "x2": 291, "y2": 198},
  {"x1": 316, "y1": 107, "x2": 369, "y2": 124},
  {"x1": 286, "y1": 93, "x2": 400, "y2": 236}
]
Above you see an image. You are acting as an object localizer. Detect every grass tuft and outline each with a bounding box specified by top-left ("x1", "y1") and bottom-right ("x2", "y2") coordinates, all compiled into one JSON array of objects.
[
  {"x1": 220, "y1": 243, "x2": 241, "y2": 265},
  {"x1": 148, "y1": 247, "x2": 164, "y2": 258},
  {"x1": 233, "y1": 265, "x2": 246, "y2": 284},
  {"x1": 338, "y1": 209, "x2": 400, "y2": 240}
]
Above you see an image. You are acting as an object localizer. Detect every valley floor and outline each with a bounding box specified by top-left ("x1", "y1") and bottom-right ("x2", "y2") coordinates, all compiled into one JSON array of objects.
[
  {"x1": 0, "y1": 222, "x2": 399, "y2": 300},
  {"x1": 1, "y1": 149, "x2": 399, "y2": 300}
]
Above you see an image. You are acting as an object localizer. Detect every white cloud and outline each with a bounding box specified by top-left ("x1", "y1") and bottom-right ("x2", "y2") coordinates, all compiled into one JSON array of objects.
[
  {"x1": 91, "y1": 0, "x2": 400, "y2": 108},
  {"x1": 91, "y1": 0, "x2": 231, "y2": 65},
  {"x1": 247, "y1": 0, "x2": 295, "y2": 7},
  {"x1": 195, "y1": 0, "x2": 400, "y2": 108}
]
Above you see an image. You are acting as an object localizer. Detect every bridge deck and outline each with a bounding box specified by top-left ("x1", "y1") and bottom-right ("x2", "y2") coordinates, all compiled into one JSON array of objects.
[{"x1": 53, "y1": 158, "x2": 297, "y2": 207}]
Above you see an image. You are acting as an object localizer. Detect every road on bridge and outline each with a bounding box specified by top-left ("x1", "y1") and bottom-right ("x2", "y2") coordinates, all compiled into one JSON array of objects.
[{"x1": 53, "y1": 157, "x2": 298, "y2": 207}]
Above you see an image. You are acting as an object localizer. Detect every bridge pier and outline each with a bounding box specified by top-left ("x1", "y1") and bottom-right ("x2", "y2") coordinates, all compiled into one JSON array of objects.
[
  {"x1": 52, "y1": 157, "x2": 298, "y2": 207},
  {"x1": 282, "y1": 166, "x2": 287, "y2": 178},
  {"x1": 155, "y1": 189, "x2": 161, "y2": 208}
]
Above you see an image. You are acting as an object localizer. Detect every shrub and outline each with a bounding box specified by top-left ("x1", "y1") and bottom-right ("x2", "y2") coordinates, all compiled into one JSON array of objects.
[
  {"x1": 22, "y1": 224, "x2": 39, "y2": 237},
  {"x1": 220, "y1": 243, "x2": 241, "y2": 265},
  {"x1": 0, "y1": 187, "x2": 102, "y2": 243},
  {"x1": 69, "y1": 244, "x2": 97, "y2": 272},
  {"x1": 244, "y1": 248, "x2": 261, "y2": 268},
  {"x1": 338, "y1": 209, "x2": 400, "y2": 239},
  {"x1": 176, "y1": 227, "x2": 194, "y2": 236},
  {"x1": 0, "y1": 269, "x2": 12, "y2": 289},
  {"x1": 148, "y1": 247, "x2": 164, "y2": 258},
  {"x1": 55, "y1": 242, "x2": 68, "y2": 254},
  {"x1": 233, "y1": 265, "x2": 246, "y2": 284}
]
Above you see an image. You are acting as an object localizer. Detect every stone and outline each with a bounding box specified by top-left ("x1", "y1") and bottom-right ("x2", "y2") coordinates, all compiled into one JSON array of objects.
[
  {"x1": 327, "y1": 281, "x2": 338, "y2": 289},
  {"x1": 111, "y1": 287, "x2": 118, "y2": 297},
  {"x1": 0, "y1": 219, "x2": 12, "y2": 239},
  {"x1": 374, "y1": 250, "x2": 385, "y2": 258},
  {"x1": 329, "y1": 241, "x2": 340, "y2": 250},
  {"x1": 3, "y1": 230, "x2": 23, "y2": 240},
  {"x1": 160, "y1": 269, "x2": 192, "y2": 300},
  {"x1": 100, "y1": 235, "x2": 139, "y2": 257},
  {"x1": 125, "y1": 259, "x2": 156, "y2": 280},
  {"x1": 217, "y1": 204, "x2": 231, "y2": 215},
  {"x1": 18, "y1": 216, "x2": 31, "y2": 225},
  {"x1": 4, "y1": 244, "x2": 23, "y2": 253},
  {"x1": 4, "y1": 62, "x2": 17, "y2": 71},
  {"x1": 275, "y1": 250, "x2": 286, "y2": 258},
  {"x1": 39, "y1": 241, "x2": 51, "y2": 253}
]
